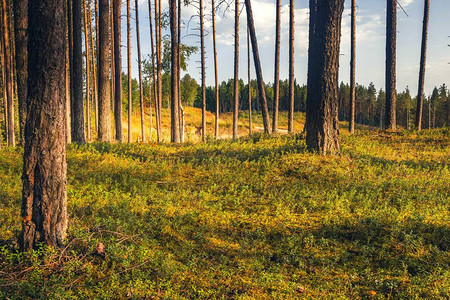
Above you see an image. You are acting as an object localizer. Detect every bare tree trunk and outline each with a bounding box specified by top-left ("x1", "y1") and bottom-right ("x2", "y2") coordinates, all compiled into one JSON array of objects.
[
  {"x1": 272, "y1": 0, "x2": 280, "y2": 133},
  {"x1": 288, "y1": 0, "x2": 294, "y2": 133},
  {"x1": 71, "y1": 0, "x2": 86, "y2": 143},
  {"x1": 88, "y1": 0, "x2": 99, "y2": 133},
  {"x1": 155, "y1": 0, "x2": 162, "y2": 142},
  {"x1": 148, "y1": 0, "x2": 157, "y2": 141},
  {"x1": 65, "y1": 26, "x2": 72, "y2": 144},
  {"x1": 232, "y1": 0, "x2": 239, "y2": 139},
  {"x1": 0, "y1": 34, "x2": 5, "y2": 147},
  {"x1": 110, "y1": 0, "x2": 115, "y2": 117},
  {"x1": 415, "y1": 0, "x2": 429, "y2": 131},
  {"x1": 13, "y1": 0, "x2": 27, "y2": 146},
  {"x1": 305, "y1": 0, "x2": 343, "y2": 155},
  {"x1": 98, "y1": 0, "x2": 111, "y2": 141},
  {"x1": 245, "y1": 0, "x2": 271, "y2": 133},
  {"x1": 21, "y1": 0, "x2": 67, "y2": 251},
  {"x1": 247, "y1": 26, "x2": 252, "y2": 135},
  {"x1": 170, "y1": 0, "x2": 180, "y2": 142},
  {"x1": 200, "y1": 0, "x2": 206, "y2": 141},
  {"x1": 83, "y1": 0, "x2": 92, "y2": 141},
  {"x1": 385, "y1": 0, "x2": 397, "y2": 130},
  {"x1": 1, "y1": 0, "x2": 14, "y2": 146},
  {"x1": 178, "y1": 0, "x2": 184, "y2": 142},
  {"x1": 113, "y1": 0, "x2": 122, "y2": 141},
  {"x1": 135, "y1": 0, "x2": 145, "y2": 142},
  {"x1": 212, "y1": 0, "x2": 219, "y2": 139},
  {"x1": 349, "y1": 0, "x2": 356, "y2": 134},
  {"x1": 126, "y1": 0, "x2": 132, "y2": 142}
]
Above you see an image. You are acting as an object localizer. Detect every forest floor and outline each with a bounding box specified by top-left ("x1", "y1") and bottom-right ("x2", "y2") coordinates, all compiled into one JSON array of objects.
[{"x1": 0, "y1": 109, "x2": 449, "y2": 299}]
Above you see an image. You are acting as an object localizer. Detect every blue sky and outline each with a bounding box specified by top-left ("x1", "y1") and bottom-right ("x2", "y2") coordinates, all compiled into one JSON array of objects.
[{"x1": 120, "y1": 0, "x2": 450, "y2": 96}]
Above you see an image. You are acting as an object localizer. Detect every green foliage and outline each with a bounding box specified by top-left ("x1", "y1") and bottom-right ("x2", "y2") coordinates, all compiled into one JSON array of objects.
[{"x1": 0, "y1": 124, "x2": 449, "y2": 299}]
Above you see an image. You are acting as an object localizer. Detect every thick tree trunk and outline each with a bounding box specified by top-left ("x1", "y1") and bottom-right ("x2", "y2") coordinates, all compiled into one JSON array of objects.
[
  {"x1": 135, "y1": 0, "x2": 145, "y2": 142},
  {"x1": 415, "y1": 0, "x2": 429, "y2": 131},
  {"x1": 71, "y1": 0, "x2": 86, "y2": 143},
  {"x1": 88, "y1": 0, "x2": 99, "y2": 132},
  {"x1": 200, "y1": 0, "x2": 206, "y2": 141},
  {"x1": 113, "y1": 0, "x2": 122, "y2": 141},
  {"x1": 170, "y1": 0, "x2": 180, "y2": 142},
  {"x1": 305, "y1": 0, "x2": 343, "y2": 155},
  {"x1": 247, "y1": 26, "x2": 252, "y2": 135},
  {"x1": 288, "y1": 0, "x2": 294, "y2": 133},
  {"x1": 148, "y1": 0, "x2": 157, "y2": 141},
  {"x1": 232, "y1": 0, "x2": 239, "y2": 139},
  {"x1": 83, "y1": 0, "x2": 92, "y2": 141},
  {"x1": 110, "y1": 0, "x2": 115, "y2": 117},
  {"x1": 126, "y1": 0, "x2": 132, "y2": 143},
  {"x1": 272, "y1": 0, "x2": 280, "y2": 133},
  {"x1": 245, "y1": 0, "x2": 271, "y2": 133},
  {"x1": 212, "y1": 0, "x2": 219, "y2": 139},
  {"x1": 98, "y1": 0, "x2": 111, "y2": 141},
  {"x1": 1, "y1": 0, "x2": 14, "y2": 147},
  {"x1": 349, "y1": 0, "x2": 356, "y2": 134},
  {"x1": 13, "y1": 0, "x2": 27, "y2": 146},
  {"x1": 385, "y1": 0, "x2": 397, "y2": 130},
  {"x1": 21, "y1": 0, "x2": 67, "y2": 251},
  {"x1": 65, "y1": 26, "x2": 72, "y2": 144}
]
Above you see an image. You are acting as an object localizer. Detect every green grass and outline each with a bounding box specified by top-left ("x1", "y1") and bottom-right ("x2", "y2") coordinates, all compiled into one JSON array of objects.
[{"x1": 0, "y1": 112, "x2": 449, "y2": 299}]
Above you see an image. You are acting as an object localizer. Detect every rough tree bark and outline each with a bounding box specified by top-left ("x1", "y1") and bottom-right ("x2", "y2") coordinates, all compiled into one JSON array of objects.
[
  {"x1": 113, "y1": 0, "x2": 122, "y2": 141},
  {"x1": 170, "y1": 0, "x2": 180, "y2": 142},
  {"x1": 245, "y1": 0, "x2": 271, "y2": 133},
  {"x1": 13, "y1": 0, "x2": 27, "y2": 146},
  {"x1": 232, "y1": 0, "x2": 239, "y2": 139},
  {"x1": 98, "y1": 0, "x2": 111, "y2": 141},
  {"x1": 135, "y1": 0, "x2": 145, "y2": 142},
  {"x1": 148, "y1": 0, "x2": 157, "y2": 140},
  {"x1": 305, "y1": 0, "x2": 344, "y2": 155},
  {"x1": 349, "y1": 0, "x2": 356, "y2": 133},
  {"x1": 288, "y1": 0, "x2": 294, "y2": 133},
  {"x1": 155, "y1": 0, "x2": 163, "y2": 142},
  {"x1": 71, "y1": 0, "x2": 86, "y2": 143},
  {"x1": 272, "y1": 0, "x2": 280, "y2": 133},
  {"x1": 200, "y1": 0, "x2": 206, "y2": 141},
  {"x1": 178, "y1": 0, "x2": 184, "y2": 142},
  {"x1": 247, "y1": 26, "x2": 252, "y2": 135},
  {"x1": 385, "y1": 0, "x2": 397, "y2": 130},
  {"x1": 21, "y1": 0, "x2": 68, "y2": 251},
  {"x1": 88, "y1": 0, "x2": 99, "y2": 132},
  {"x1": 212, "y1": 0, "x2": 219, "y2": 138},
  {"x1": 415, "y1": 0, "x2": 429, "y2": 131},
  {"x1": 126, "y1": 0, "x2": 132, "y2": 143},
  {"x1": 83, "y1": 0, "x2": 92, "y2": 141},
  {"x1": 110, "y1": 0, "x2": 115, "y2": 117}
]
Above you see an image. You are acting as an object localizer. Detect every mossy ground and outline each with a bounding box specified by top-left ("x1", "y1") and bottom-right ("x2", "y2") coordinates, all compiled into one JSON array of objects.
[{"x1": 0, "y1": 110, "x2": 449, "y2": 299}]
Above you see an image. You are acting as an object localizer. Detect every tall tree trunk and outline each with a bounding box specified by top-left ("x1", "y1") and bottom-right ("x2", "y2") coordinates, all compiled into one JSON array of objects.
[
  {"x1": 21, "y1": 0, "x2": 67, "y2": 251},
  {"x1": 88, "y1": 0, "x2": 99, "y2": 132},
  {"x1": 232, "y1": 0, "x2": 239, "y2": 139},
  {"x1": 83, "y1": 0, "x2": 92, "y2": 141},
  {"x1": 155, "y1": 0, "x2": 162, "y2": 142},
  {"x1": 65, "y1": 23, "x2": 72, "y2": 144},
  {"x1": 0, "y1": 32, "x2": 5, "y2": 147},
  {"x1": 170, "y1": 0, "x2": 180, "y2": 142},
  {"x1": 148, "y1": 0, "x2": 157, "y2": 141},
  {"x1": 13, "y1": 0, "x2": 28, "y2": 146},
  {"x1": 247, "y1": 26, "x2": 252, "y2": 135},
  {"x1": 385, "y1": 0, "x2": 397, "y2": 130},
  {"x1": 288, "y1": 0, "x2": 294, "y2": 133},
  {"x1": 272, "y1": 0, "x2": 280, "y2": 133},
  {"x1": 305, "y1": 0, "x2": 343, "y2": 155},
  {"x1": 110, "y1": 0, "x2": 115, "y2": 117},
  {"x1": 113, "y1": 0, "x2": 122, "y2": 141},
  {"x1": 245, "y1": 0, "x2": 271, "y2": 133},
  {"x1": 349, "y1": 0, "x2": 356, "y2": 133},
  {"x1": 126, "y1": 0, "x2": 132, "y2": 143},
  {"x1": 200, "y1": 0, "x2": 206, "y2": 141},
  {"x1": 212, "y1": 0, "x2": 219, "y2": 139},
  {"x1": 415, "y1": 0, "x2": 429, "y2": 131},
  {"x1": 98, "y1": 0, "x2": 111, "y2": 141},
  {"x1": 71, "y1": 0, "x2": 86, "y2": 143},
  {"x1": 178, "y1": 0, "x2": 184, "y2": 142},
  {"x1": 1, "y1": 0, "x2": 14, "y2": 146},
  {"x1": 135, "y1": 0, "x2": 145, "y2": 142}
]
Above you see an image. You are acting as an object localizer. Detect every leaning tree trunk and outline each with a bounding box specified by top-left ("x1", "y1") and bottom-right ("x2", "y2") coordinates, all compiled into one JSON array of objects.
[
  {"x1": 305, "y1": 0, "x2": 344, "y2": 155},
  {"x1": 349, "y1": 0, "x2": 356, "y2": 134},
  {"x1": 200, "y1": 0, "x2": 206, "y2": 141},
  {"x1": 113, "y1": 0, "x2": 122, "y2": 141},
  {"x1": 212, "y1": 0, "x2": 219, "y2": 139},
  {"x1": 148, "y1": 0, "x2": 157, "y2": 141},
  {"x1": 126, "y1": 0, "x2": 132, "y2": 143},
  {"x1": 71, "y1": 0, "x2": 86, "y2": 143},
  {"x1": 21, "y1": 0, "x2": 68, "y2": 251},
  {"x1": 13, "y1": 0, "x2": 27, "y2": 146},
  {"x1": 385, "y1": 0, "x2": 397, "y2": 130},
  {"x1": 135, "y1": 0, "x2": 145, "y2": 142},
  {"x1": 415, "y1": 0, "x2": 429, "y2": 131},
  {"x1": 1, "y1": 0, "x2": 14, "y2": 147},
  {"x1": 288, "y1": 0, "x2": 294, "y2": 133},
  {"x1": 247, "y1": 26, "x2": 252, "y2": 135},
  {"x1": 98, "y1": 0, "x2": 111, "y2": 141},
  {"x1": 83, "y1": 0, "x2": 92, "y2": 141},
  {"x1": 272, "y1": 0, "x2": 280, "y2": 133},
  {"x1": 232, "y1": 0, "x2": 239, "y2": 139},
  {"x1": 170, "y1": 0, "x2": 180, "y2": 142},
  {"x1": 245, "y1": 0, "x2": 271, "y2": 133}
]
